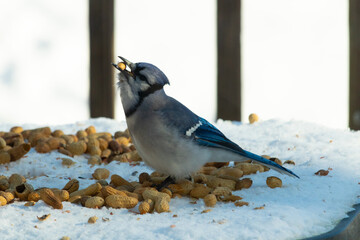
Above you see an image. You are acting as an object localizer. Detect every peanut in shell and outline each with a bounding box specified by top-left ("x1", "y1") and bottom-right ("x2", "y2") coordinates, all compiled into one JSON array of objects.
[
  {"x1": 0, "y1": 196, "x2": 7, "y2": 206},
  {"x1": 69, "y1": 183, "x2": 102, "y2": 198},
  {"x1": 189, "y1": 185, "x2": 212, "y2": 199},
  {"x1": 0, "y1": 179, "x2": 9, "y2": 190},
  {"x1": 15, "y1": 183, "x2": 34, "y2": 201},
  {"x1": 92, "y1": 168, "x2": 110, "y2": 180},
  {"x1": 28, "y1": 191, "x2": 41, "y2": 202},
  {"x1": 39, "y1": 188, "x2": 63, "y2": 209},
  {"x1": 0, "y1": 191, "x2": 14, "y2": 203},
  {"x1": 204, "y1": 194, "x2": 217, "y2": 207},
  {"x1": 85, "y1": 196, "x2": 105, "y2": 208},
  {"x1": 7, "y1": 143, "x2": 31, "y2": 161},
  {"x1": 111, "y1": 174, "x2": 132, "y2": 187},
  {"x1": 235, "y1": 178, "x2": 253, "y2": 190},
  {"x1": 101, "y1": 185, "x2": 127, "y2": 198},
  {"x1": 266, "y1": 176, "x2": 282, "y2": 188},
  {"x1": 105, "y1": 195, "x2": 138, "y2": 209},
  {"x1": 63, "y1": 179, "x2": 79, "y2": 194},
  {"x1": 8, "y1": 173, "x2": 26, "y2": 189}
]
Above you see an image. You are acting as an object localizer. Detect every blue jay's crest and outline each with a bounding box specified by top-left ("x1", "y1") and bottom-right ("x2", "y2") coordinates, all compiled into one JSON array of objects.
[
  {"x1": 134, "y1": 62, "x2": 170, "y2": 87},
  {"x1": 113, "y1": 57, "x2": 299, "y2": 179}
]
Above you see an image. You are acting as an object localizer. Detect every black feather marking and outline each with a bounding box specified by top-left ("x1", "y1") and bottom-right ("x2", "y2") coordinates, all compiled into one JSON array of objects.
[{"x1": 125, "y1": 84, "x2": 164, "y2": 118}]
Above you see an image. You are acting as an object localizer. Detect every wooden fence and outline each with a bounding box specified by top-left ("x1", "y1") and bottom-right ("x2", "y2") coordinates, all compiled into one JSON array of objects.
[{"x1": 89, "y1": 0, "x2": 359, "y2": 129}]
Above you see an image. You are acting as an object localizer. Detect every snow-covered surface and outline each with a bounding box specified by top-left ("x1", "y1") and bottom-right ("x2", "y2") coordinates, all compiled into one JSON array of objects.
[{"x1": 0, "y1": 118, "x2": 359, "y2": 240}]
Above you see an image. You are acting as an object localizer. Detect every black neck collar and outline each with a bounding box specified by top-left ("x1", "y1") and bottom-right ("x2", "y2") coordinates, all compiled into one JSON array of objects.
[{"x1": 125, "y1": 84, "x2": 164, "y2": 118}]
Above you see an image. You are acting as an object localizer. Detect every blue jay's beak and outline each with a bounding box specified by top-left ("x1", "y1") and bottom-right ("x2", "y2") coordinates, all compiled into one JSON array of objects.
[{"x1": 112, "y1": 56, "x2": 135, "y2": 72}]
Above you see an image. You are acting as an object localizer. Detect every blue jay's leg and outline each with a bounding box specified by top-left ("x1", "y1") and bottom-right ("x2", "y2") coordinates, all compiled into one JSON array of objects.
[{"x1": 155, "y1": 176, "x2": 176, "y2": 191}]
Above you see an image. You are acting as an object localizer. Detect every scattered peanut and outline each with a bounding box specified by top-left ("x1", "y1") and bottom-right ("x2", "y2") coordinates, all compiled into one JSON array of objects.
[
  {"x1": 39, "y1": 188, "x2": 63, "y2": 209},
  {"x1": 142, "y1": 189, "x2": 170, "y2": 213},
  {"x1": 235, "y1": 163, "x2": 264, "y2": 175},
  {"x1": 88, "y1": 216, "x2": 98, "y2": 224},
  {"x1": 62, "y1": 158, "x2": 75, "y2": 167},
  {"x1": 190, "y1": 185, "x2": 212, "y2": 199},
  {"x1": 111, "y1": 174, "x2": 132, "y2": 187},
  {"x1": 138, "y1": 199, "x2": 154, "y2": 214},
  {"x1": 63, "y1": 179, "x2": 79, "y2": 194},
  {"x1": 234, "y1": 201, "x2": 249, "y2": 207},
  {"x1": 15, "y1": 183, "x2": 34, "y2": 201},
  {"x1": 0, "y1": 196, "x2": 7, "y2": 206},
  {"x1": 69, "y1": 183, "x2": 102, "y2": 198},
  {"x1": 105, "y1": 195, "x2": 138, "y2": 209},
  {"x1": 0, "y1": 151, "x2": 10, "y2": 164},
  {"x1": 249, "y1": 113, "x2": 259, "y2": 124},
  {"x1": 0, "y1": 179, "x2": 9, "y2": 190},
  {"x1": 52, "y1": 189, "x2": 69, "y2": 201},
  {"x1": 315, "y1": 169, "x2": 329, "y2": 176},
  {"x1": 92, "y1": 168, "x2": 110, "y2": 180},
  {"x1": 266, "y1": 176, "x2": 282, "y2": 188},
  {"x1": 235, "y1": 178, "x2": 253, "y2": 190},
  {"x1": 7, "y1": 143, "x2": 31, "y2": 161},
  {"x1": 204, "y1": 194, "x2": 217, "y2": 207},
  {"x1": 85, "y1": 196, "x2": 105, "y2": 208},
  {"x1": 0, "y1": 191, "x2": 14, "y2": 203}
]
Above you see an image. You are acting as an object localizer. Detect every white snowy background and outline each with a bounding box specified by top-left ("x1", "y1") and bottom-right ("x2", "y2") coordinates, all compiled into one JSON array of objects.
[
  {"x1": 0, "y1": 1, "x2": 357, "y2": 240},
  {"x1": 0, "y1": 0, "x2": 348, "y2": 129}
]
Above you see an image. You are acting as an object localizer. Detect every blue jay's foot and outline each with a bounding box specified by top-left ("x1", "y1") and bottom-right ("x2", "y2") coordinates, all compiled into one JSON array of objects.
[{"x1": 154, "y1": 176, "x2": 176, "y2": 191}]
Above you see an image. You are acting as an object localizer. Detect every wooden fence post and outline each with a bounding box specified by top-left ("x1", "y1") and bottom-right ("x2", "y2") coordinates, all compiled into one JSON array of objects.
[
  {"x1": 350, "y1": 0, "x2": 360, "y2": 130},
  {"x1": 217, "y1": 0, "x2": 241, "y2": 121},
  {"x1": 89, "y1": 0, "x2": 115, "y2": 118}
]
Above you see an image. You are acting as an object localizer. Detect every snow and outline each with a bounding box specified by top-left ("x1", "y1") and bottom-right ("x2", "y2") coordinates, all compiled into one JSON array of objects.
[{"x1": 0, "y1": 118, "x2": 359, "y2": 240}]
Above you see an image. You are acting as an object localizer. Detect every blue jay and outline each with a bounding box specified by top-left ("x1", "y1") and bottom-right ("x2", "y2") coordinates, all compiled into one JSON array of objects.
[{"x1": 112, "y1": 57, "x2": 299, "y2": 188}]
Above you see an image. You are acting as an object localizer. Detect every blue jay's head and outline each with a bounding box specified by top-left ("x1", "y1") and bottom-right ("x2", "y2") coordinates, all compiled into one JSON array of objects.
[{"x1": 112, "y1": 56, "x2": 170, "y2": 117}]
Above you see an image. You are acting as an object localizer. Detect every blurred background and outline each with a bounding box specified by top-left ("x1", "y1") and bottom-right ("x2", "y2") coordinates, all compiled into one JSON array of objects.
[{"x1": 0, "y1": 0, "x2": 354, "y2": 129}]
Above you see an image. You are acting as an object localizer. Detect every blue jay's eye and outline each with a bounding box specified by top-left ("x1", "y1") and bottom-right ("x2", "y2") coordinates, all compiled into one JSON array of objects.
[
  {"x1": 139, "y1": 74, "x2": 147, "y2": 82},
  {"x1": 134, "y1": 67, "x2": 148, "y2": 82}
]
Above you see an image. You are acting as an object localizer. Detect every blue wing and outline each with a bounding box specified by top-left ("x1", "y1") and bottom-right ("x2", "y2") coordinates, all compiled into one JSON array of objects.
[
  {"x1": 191, "y1": 118, "x2": 299, "y2": 178},
  {"x1": 157, "y1": 98, "x2": 299, "y2": 178},
  {"x1": 192, "y1": 118, "x2": 245, "y2": 155}
]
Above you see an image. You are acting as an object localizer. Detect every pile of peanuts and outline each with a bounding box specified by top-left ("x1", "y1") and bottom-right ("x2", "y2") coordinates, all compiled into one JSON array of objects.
[
  {"x1": 0, "y1": 125, "x2": 294, "y2": 213},
  {"x1": 0, "y1": 125, "x2": 140, "y2": 165}
]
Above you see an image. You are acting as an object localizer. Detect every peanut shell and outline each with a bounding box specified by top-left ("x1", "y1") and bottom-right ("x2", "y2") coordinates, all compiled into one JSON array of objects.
[
  {"x1": 101, "y1": 186, "x2": 127, "y2": 198},
  {"x1": 111, "y1": 174, "x2": 132, "y2": 187},
  {"x1": 204, "y1": 194, "x2": 217, "y2": 207},
  {"x1": 249, "y1": 113, "x2": 259, "y2": 124},
  {"x1": 235, "y1": 178, "x2": 253, "y2": 190},
  {"x1": 92, "y1": 168, "x2": 110, "y2": 180},
  {"x1": 39, "y1": 188, "x2": 63, "y2": 209},
  {"x1": 7, "y1": 143, "x2": 31, "y2": 161},
  {"x1": 0, "y1": 179, "x2": 9, "y2": 190},
  {"x1": 0, "y1": 191, "x2": 14, "y2": 203},
  {"x1": 189, "y1": 185, "x2": 212, "y2": 199},
  {"x1": 0, "y1": 196, "x2": 7, "y2": 206},
  {"x1": 15, "y1": 183, "x2": 34, "y2": 201},
  {"x1": 63, "y1": 179, "x2": 79, "y2": 194},
  {"x1": 266, "y1": 176, "x2": 282, "y2": 188},
  {"x1": 69, "y1": 183, "x2": 102, "y2": 197},
  {"x1": 85, "y1": 196, "x2": 105, "y2": 208},
  {"x1": 28, "y1": 191, "x2": 41, "y2": 202},
  {"x1": 105, "y1": 195, "x2": 138, "y2": 209}
]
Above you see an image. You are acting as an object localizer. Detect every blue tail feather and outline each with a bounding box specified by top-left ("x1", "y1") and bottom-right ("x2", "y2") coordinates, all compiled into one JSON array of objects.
[{"x1": 241, "y1": 150, "x2": 300, "y2": 178}]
